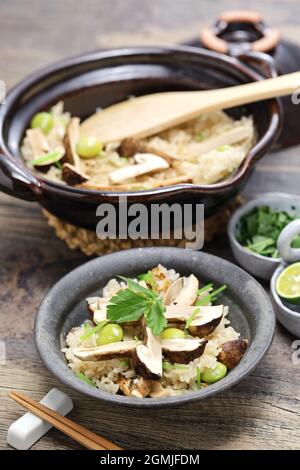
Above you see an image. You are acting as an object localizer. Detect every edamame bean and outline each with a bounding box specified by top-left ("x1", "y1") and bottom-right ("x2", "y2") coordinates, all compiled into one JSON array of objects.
[
  {"x1": 31, "y1": 112, "x2": 54, "y2": 134},
  {"x1": 161, "y1": 328, "x2": 185, "y2": 340},
  {"x1": 97, "y1": 323, "x2": 123, "y2": 346},
  {"x1": 202, "y1": 361, "x2": 227, "y2": 384},
  {"x1": 76, "y1": 136, "x2": 103, "y2": 158}
]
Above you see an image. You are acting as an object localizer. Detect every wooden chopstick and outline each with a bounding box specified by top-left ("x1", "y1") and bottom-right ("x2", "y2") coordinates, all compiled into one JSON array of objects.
[{"x1": 9, "y1": 391, "x2": 122, "y2": 451}]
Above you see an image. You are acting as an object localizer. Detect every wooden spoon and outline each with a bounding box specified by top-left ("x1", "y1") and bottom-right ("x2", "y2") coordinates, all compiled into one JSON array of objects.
[{"x1": 80, "y1": 71, "x2": 300, "y2": 143}]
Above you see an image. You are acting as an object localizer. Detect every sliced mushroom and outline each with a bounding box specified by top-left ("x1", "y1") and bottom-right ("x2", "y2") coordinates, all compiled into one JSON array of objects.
[
  {"x1": 62, "y1": 162, "x2": 89, "y2": 185},
  {"x1": 73, "y1": 340, "x2": 139, "y2": 361},
  {"x1": 62, "y1": 118, "x2": 90, "y2": 185},
  {"x1": 188, "y1": 308, "x2": 224, "y2": 337},
  {"x1": 26, "y1": 129, "x2": 50, "y2": 158},
  {"x1": 109, "y1": 153, "x2": 169, "y2": 184},
  {"x1": 165, "y1": 304, "x2": 223, "y2": 322},
  {"x1": 217, "y1": 339, "x2": 248, "y2": 370},
  {"x1": 131, "y1": 324, "x2": 162, "y2": 380},
  {"x1": 163, "y1": 278, "x2": 184, "y2": 305},
  {"x1": 117, "y1": 137, "x2": 179, "y2": 162},
  {"x1": 172, "y1": 274, "x2": 199, "y2": 306},
  {"x1": 162, "y1": 338, "x2": 207, "y2": 364},
  {"x1": 117, "y1": 376, "x2": 151, "y2": 398}
]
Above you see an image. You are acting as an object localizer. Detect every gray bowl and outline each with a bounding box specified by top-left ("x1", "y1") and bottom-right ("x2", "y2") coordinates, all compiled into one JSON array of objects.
[
  {"x1": 228, "y1": 193, "x2": 300, "y2": 280},
  {"x1": 35, "y1": 247, "x2": 275, "y2": 408}
]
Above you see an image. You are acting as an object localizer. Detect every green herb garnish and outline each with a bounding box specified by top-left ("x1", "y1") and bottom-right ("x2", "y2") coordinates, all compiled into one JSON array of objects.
[
  {"x1": 195, "y1": 367, "x2": 201, "y2": 388},
  {"x1": 237, "y1": 206, "x2": 300, "y2": 258},
  {"x1": 107, "y1": 277, "x2": 167, "y2": 336},
  {"x1": 185, "y1": 307, "x2": 200, "y2": 329},
  {"x1": 76, "y1": 372, "x2": 96, "y2": 387},
  {"x1": 197, "y1": 283, "x2": 213, "y2": 295},
  {"x1": 80, "y1": 320, "x2": 108, "y2": 341},
  {"x1": 195, "y1": 284, "x2": 227, "y2": 306}
]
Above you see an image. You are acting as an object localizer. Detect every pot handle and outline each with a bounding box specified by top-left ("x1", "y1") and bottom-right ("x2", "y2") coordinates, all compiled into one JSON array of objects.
[
  {"x1": 0, "y1": 154, "x2": 43, "y2": 201},
  {"x1": 277, "y1": 219, "x2": 300, "y2": 263},
  {"x1": 200, "y1": 10, "x2": 281, "y2": 56}
]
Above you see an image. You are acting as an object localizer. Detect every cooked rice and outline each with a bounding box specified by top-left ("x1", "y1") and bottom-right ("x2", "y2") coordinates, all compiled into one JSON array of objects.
[
  {"x1": 62, "y1": 264, "x2": 240, "y2": 397},
  {"x1": 22, "y1": 102, "x2": 255, "y2": 188}
]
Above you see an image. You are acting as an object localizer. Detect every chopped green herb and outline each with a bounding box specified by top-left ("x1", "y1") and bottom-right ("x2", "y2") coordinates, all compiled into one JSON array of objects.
[
  {"x1": 107, "y1": 277, "x2": 167, "y2": 336},
  {"x1": 197, "y1": 283, "x2": 213, "y2": 295},
  {"x1": 195, "y1": 133, "x2": 205, "y2": 142},
  {"x1": 80, "y1": 320, "x2": 108, "y2": 341},
  {"x1": 217, "y1": 145, "x2": 231, "y2": 152},
  {"x1": 195, "y1": 367, "x2": 201, "y2": 388},
  {"x1": 237, "y1": 206, "x2": 300, "y2": 258},
  {"x1": 163, "y1": 361, "x2": 189, "y2": 371},
  {"x1": 196, "y1": 284, "x2": 227, "y2": 306},
  {"x1": 133, "y1": 335, "x2": 140, "y2": 342},
  {"x1": 55, "y1": 161, "x2": 63, "y2": 170},
  {"x1": 76, "y1": 372, "x2": 96, "y2": 387},
  {"x1": 185, "y1": 307, "x2": 200, "y2": 329}
]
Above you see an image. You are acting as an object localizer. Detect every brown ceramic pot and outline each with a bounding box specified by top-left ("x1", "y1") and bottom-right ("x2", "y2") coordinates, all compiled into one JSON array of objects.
[{"x1": 0, "y1": 46, "x2": 282, "y2": 229}]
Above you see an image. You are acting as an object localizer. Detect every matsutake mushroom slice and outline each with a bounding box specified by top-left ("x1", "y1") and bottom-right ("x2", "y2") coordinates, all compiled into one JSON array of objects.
[
  {"x1": 163, "y1": 278, "x2": 184, "y2": 305},
  {"x1": 73, "y1": 340, "x2": 139, "y2": 361},
  {"x1": 165, "y1": 304, "x2": 224, "y2": 337},
  {"x1": 62, "y1": 118, "x2": 89, "y2": 185},
  {"x1": 117, "y1": 137, "x2": 179, "y2": 162},
  {"x1": 131, "y1": 325, "x2": 162, "y2": 381},
  {"x1": 62, "y1": 162, "x2": 89, "y2": 185},
  {"x1": 217, "y1": 339, "x2": 248, "y2": 370},
  {"x1": 161, "y1": 338, "x2": 207, "y2": 364},
  {"x1": 109, "y1": 153, "x2": 169, "y2": 184},
  {"x1": 172, "y1": 275, "x2": 199, "y2": 306}
]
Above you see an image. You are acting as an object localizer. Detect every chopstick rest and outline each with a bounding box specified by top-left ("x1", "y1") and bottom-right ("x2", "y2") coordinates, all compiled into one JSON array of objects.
[{"x1": 7, "y1": 388, "x2": 73, "y2": 450}]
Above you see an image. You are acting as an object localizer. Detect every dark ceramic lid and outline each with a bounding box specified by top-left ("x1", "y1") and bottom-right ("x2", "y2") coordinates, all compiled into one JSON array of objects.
[{"x1": 186, "y1": 10, "x2": 300, "y2": 149}]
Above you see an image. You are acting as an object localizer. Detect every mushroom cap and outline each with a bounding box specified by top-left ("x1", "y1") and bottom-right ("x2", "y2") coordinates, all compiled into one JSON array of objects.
[
  {"x1": 162, "y1": 338, "x2": 207, "y2": 364},
  {"x1": 217, "y1": 339, "x2": 248, "y2": 370}
]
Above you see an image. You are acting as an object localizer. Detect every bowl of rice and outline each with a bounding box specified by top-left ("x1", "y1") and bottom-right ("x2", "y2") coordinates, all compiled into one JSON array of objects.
[{"x1": 35, "y1": 247, "x2": 275, "y2": 407}]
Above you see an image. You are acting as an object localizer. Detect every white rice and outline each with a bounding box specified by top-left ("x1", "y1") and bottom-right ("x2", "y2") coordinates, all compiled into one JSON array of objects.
[
  {"x1": 62, "y1": 265, "x2": 240, "y2": 397},
  {"x1": 21, "y1": 102, "x2": 255, "y2": 188}
]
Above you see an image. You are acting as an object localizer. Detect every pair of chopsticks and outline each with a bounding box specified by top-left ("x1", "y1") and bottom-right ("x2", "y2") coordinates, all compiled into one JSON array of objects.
[{"x1": 9, "y1": 391, "x2": 122, "y2": 450}]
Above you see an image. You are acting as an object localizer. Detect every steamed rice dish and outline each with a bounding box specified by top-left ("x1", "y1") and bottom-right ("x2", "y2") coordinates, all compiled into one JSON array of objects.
[
  {"x1": 63, "y1": 265, "x2": 248, "y2": 398},
  {"x1": 21, "y1": 101, "x2": 255, "y2": 191}
]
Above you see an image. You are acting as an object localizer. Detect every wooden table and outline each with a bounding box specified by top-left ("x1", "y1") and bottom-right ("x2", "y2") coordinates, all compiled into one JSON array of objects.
[{"x1": 0, "y1": 0, "x2": 299, "y2": 450}]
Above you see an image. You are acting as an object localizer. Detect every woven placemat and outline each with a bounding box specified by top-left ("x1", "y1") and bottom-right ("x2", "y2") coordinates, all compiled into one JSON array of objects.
[{"x1": 42, "y1": 196, "x2": 243, "y2": 256}]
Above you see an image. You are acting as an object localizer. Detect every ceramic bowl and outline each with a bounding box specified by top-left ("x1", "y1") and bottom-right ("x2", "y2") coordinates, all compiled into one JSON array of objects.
[
  {"x1": 270, "y1": 219, "x2": 300, "y2": 337},
  {"x1": 228, "y1": 192, "x2": 300, "y2": 280},
  {"x1": 35, "y1": 247, "x2": 275, "y2": 407}
]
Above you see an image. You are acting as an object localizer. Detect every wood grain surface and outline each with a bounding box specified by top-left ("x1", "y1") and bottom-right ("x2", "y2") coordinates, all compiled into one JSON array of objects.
[{"x1": 0, "y1": 0, "x2": 299, "y2": 450}]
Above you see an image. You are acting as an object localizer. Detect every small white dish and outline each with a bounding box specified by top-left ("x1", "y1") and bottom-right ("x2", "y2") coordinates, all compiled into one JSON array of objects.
[
  {"x1": 270, "y1": 219, "x2": 300, "y2": 337},
  {"x1": 228, "y1": 193, "x2": 300, "y2": 280}
]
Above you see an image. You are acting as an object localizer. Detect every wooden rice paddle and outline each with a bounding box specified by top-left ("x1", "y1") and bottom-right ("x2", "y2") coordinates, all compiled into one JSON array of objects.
[{"x1": 80, "y1": 71, "x2": 300, "y2": 143}]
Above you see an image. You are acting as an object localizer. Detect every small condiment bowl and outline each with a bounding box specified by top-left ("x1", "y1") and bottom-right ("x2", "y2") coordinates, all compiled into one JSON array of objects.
[
  {"x1": 227, "y1": 192, "x2": 300, "y2": 280},
  {"x1": 270, "y1": 219, "x2": 300, "y2": 337}
]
